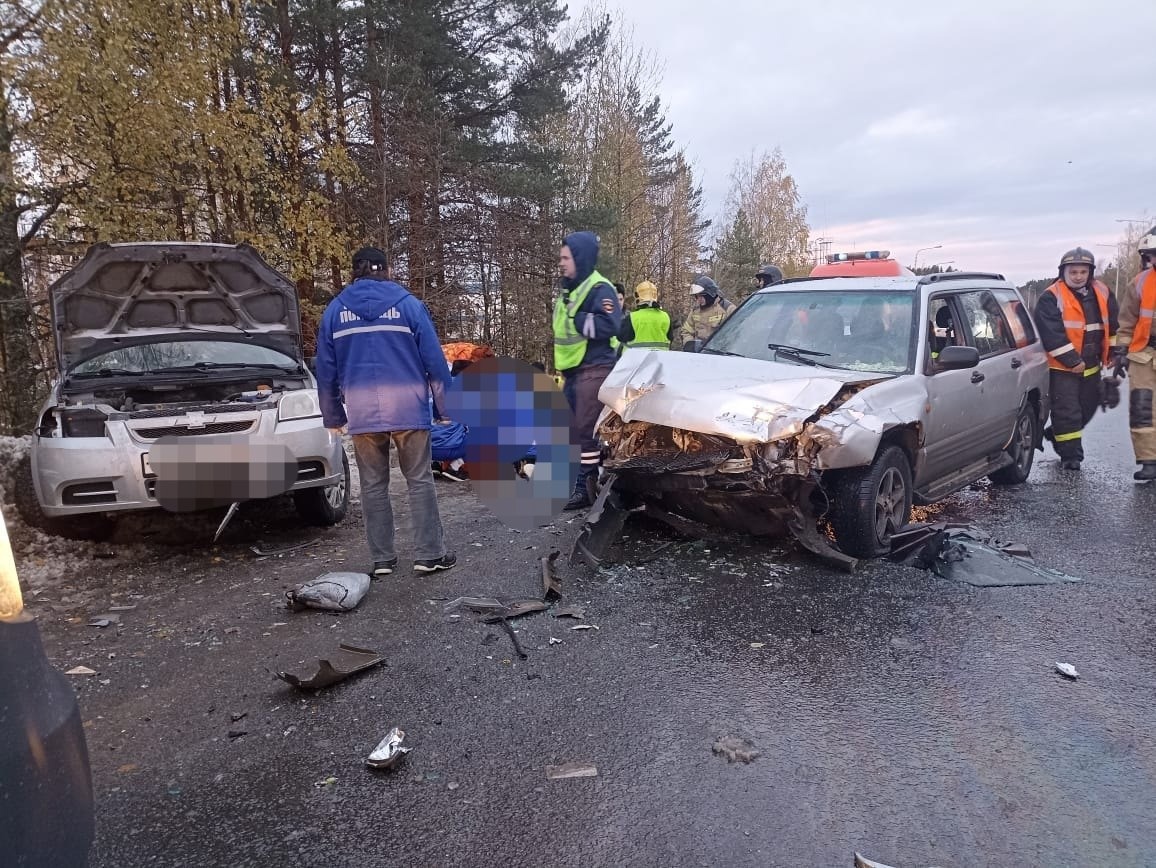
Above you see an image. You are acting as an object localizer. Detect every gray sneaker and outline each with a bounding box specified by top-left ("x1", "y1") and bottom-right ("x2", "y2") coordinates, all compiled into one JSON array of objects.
[
  {"x1": 413, "y1": 552, "x2": 458, "y2": 573},
  {"x1": 371, "y1": 559, "x2": 398, "y2": 577}
]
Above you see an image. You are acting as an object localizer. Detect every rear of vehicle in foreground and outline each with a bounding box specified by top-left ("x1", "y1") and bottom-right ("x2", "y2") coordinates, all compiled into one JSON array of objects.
[
  {"x1": 595, "y1": 273, "x2": 1048, "y2": 562},
  {"x1": 17, "y1": 242, "x2": 349, "y2": 540}
]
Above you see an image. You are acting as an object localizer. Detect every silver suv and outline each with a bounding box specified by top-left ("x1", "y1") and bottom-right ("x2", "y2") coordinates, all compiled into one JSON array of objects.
[
  {"x1": 596, "y1": 272, "x2": 1049, "y2": 562},
  {"x1": 15, "y1": 242, "x2": 349, "y2": 540}
]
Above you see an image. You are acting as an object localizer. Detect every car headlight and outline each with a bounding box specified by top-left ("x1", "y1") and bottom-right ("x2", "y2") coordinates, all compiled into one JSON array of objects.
[{"x1": 278, "y1": 389, "x2": 321, "y2": 422}]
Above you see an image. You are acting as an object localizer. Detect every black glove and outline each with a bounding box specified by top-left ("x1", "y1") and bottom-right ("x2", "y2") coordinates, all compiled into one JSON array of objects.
[
  {"x1": 1101, "y1": 376, "x2": 1121, "y2": 412},
  {"x1": 1110, "y1": 346, "x2": 1129, "y2": 378}
]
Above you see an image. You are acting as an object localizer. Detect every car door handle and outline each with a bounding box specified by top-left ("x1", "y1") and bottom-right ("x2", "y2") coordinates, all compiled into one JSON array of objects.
[
  {"x1": 1010, "y1": 358, "x2": 1023, "y2": 369},
  {"x1": 971, "y1": 371, "x2": 985, "y2": 384}
]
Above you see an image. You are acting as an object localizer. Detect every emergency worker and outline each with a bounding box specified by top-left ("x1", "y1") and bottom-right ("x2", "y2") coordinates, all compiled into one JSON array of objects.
[
  {"x1": 618, "y1": 281, "x2": 673, "y2": 349},
  {"x1": 553, "y1": 231, "x2": 622, "y2": 510},
  {"x1": 678, "y1": 275, "x2": 734, "y2": 349},
  {"x1": 755, "y1": 264, "x2": 784, "y2": 290},
  {"x1": 1113, "y1": 227, "x2": 1156, "y2": 481},
  {"x1": 1034, "y1": 247, "x2": 1119, "y2": 471}
]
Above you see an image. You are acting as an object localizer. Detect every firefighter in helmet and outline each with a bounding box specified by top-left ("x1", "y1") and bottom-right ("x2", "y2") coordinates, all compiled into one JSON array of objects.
[
  {"x1": 618, "y1": 281, "x2": 674, "y2": 349},
  {"x1": 678, "y1": 275, "x2": 735, "y2": 349},
  {"x1": 755, "y1": 264, "x2": 784, "y2": 290},
  {"x1": 1113, "y1": 227, "x2": 1156, "y2": 481},
  {"x1": 1033, "y1": 247, "x2": 1120, "y2": 470}
]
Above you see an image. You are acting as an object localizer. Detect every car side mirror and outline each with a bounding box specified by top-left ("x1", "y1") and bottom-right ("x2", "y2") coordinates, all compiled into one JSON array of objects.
[
  {"x1": 935, "y1": 345, "x2": 980, "y2": 370},
  {"x1": 682, "y1": 339, "x2": 703, "y2": 353}
]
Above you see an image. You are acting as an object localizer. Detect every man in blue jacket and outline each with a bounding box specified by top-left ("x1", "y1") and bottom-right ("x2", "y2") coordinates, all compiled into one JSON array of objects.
[
  {"x1": 553, "y1": 231, "x2": 622, "y2": 510},
  {"x1": 315, "y1": 247, "x2": 457, "y2": 576}
]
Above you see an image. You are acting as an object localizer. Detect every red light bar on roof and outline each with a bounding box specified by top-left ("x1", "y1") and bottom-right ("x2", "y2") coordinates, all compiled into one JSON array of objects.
[{"x1": 827, "y1": 250, "x2": 891, "y2": 263}]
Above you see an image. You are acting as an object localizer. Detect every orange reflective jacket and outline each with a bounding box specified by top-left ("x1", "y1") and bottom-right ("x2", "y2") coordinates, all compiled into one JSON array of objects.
[
  {"x1": 1044, "y1": 279, "x2": 1111, "y2": 371},
  {"x1": 1127, "y1": 270, "x2": 1156, "y2": 353}
]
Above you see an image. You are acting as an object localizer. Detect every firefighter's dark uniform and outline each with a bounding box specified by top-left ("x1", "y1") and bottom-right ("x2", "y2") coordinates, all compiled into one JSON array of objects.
[
  {"x1": 553, "y1": 231, "x2": 622, "y2": 509},
  {"x1": 1035, "y1": 272, "x2": 1119, "y2": 467}
]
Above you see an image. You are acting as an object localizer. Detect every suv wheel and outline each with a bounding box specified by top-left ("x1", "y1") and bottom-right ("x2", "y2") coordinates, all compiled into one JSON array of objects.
[
  {"x1": 988, "y1": 403, "x2": 1037, "y2": 485},
  {"x1": 11, "y1": 454, "x2": 116, "y2": 541},
  {"x1": 293, "y1": 450, "x2": 350, "y2": 526},
  {"x1": 830, "y1": 445, "x2": 913, "y2": 558}
]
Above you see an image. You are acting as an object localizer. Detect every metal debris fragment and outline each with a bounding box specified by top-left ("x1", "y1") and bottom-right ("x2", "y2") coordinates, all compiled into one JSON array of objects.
[
  {"x1": 545, "y1": 762, "x2": 598, "y2": 780},
  {"x1": 1055, "y1": 662, "x2": 1079, "y2": 680},
  {"x1": 551, "y1": 605, "x2": 586, "y2": 620},
  {"x1": 366, "y1": 727, "x2": 411, "y2": 770},
  {"x1": 275, "y1": 643, "x2": 384, "y2": 690},
  {"x1": 541, "y1": 550, "x2": 563, "y2": 601},
  {"x1": 213, "y1": 501, "x2": 241, "y2": 543},
  {"x1": 570, "y1": 624, "x2": 599, "y2": 631}
]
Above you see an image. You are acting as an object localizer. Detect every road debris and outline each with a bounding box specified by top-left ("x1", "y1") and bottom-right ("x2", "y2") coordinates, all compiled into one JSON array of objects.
[
  {"x1": 275, "y1": 642, "x2": 384, "y2": 690},
  {"x1": 227, "y1": 729, "x2": 247, "y2": 740},
  {"x1": 286, "y1": 572, "x2": 370, "y2": 612},
  {"x1": 888, "y1": 522, "x2": 1081, "y2": 587},
  {"x1": 366, "y1": 727, "x2": 411, "y2": 770},
  {"x1": 314, "y1": 776, "x2": 338, "y2": 788},
  {"x1": 551, "y1": 605, "x2": 586, "y2": 620},
  {"x1": 66, "y1": 666, "x2": 97, "y2": 676},
  {"x1": 749, "y1": 642, "x2": 765, "y2": 649},
  {"x1": 87, "y1": 614, "x2": 120, "y2": 628},
  {"x1": 250, "y1": 539, "x2": 320, "y2": 557},
  {"x1": 1055, "y1": 662, "x2": 1079, "y2": 680},
  {"x1": 712, "y1": 736, "x2": 760, "y2": 764},
  {"x1": 541, "y1": 550, "x2": 563, "y2": 601},
  {"x1": 570, "y1": 624, "x2": 599, "y2": 631},
  {"x1": 495, "y1": 618, "x2": 527, "y2": 659},
  {"x1": 213, "y1": 501, "x2": 241, "y2": 543},
  {"x1": 853, "y1": 854, "x2": 946, "y2": 868},
  {"x1": 545, "y1": 762, "x2": 598, "y2": 780},
  {"x1": 548, "y1": 637, "x2": 563, "y2": 645}
]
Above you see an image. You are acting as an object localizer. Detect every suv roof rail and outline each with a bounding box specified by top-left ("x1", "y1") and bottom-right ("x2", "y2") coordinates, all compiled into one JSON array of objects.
[{"x1": 918, "y1": 271, "x2": 1007, "y2": 285}]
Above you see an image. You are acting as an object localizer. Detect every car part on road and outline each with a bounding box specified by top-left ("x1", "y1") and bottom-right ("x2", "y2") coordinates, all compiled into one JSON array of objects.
[
  {"x1": 541, "y1": 550, "x2": 563, "y2": 600},
  {"x1": 551, "y1": 605, "x2": 586, "y2": 620},
  {"x1": 65, "y1": 666, "x2": 97, "y2": 676},
  {"x1": 275, "y1": 642, "x2": 383, "y2": 690},
  {"x1": 213, "y1": 501, "x2": 241, "y2": 542},
  {"x1": 1055, "y1": 662, "x2": 1079, "y2": 680},
  {"x1": 545, "y1": 762, "x2": 598, "y2": 780},
  {"x1": 250, "y1": 538, "x2": 320, "y2": 557},
  {"x1": 888, "y1": 522, "x2": 1081, "y2": 587},
  {"x1": 366, "y1": 727, "x2": 411, "y2": 770},
  {"x1": 285, "y1": 572, "x2": 371, "y2": 612},
  {"x1": 569, "y1": 474, "x2": 632, "y2": 568},
  {"x1": 712, "y1": 736, "x2": 760, "y2": 764}
]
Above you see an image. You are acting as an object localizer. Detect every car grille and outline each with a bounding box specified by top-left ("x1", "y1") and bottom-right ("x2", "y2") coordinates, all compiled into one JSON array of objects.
[
  {"x1": 606, "y1": 449, "x2": 734, "y2": 473},
  {"x1": 133, "y1": 419, "x2": 256, "y2": 439},
  {"x1": 122, "y1": 402, "x2": 273, "y2": 420}
]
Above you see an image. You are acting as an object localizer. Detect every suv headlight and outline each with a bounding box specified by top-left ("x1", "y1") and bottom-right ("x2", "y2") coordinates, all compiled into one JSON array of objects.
[{"x1": 278, "y1": 389, "x2": 321, "y2": 422}]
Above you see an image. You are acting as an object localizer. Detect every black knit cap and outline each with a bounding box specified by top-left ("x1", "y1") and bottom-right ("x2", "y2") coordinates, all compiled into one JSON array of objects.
[{"x1": 352, "y1": 246, "x2": 388, "y2": 272}]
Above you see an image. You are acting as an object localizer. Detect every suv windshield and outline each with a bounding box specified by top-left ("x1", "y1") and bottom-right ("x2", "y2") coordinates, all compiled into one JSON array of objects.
[
  {"x1": 705, "y1": 289, "x2": 917, "y2": 373},
  {"x1": 71, "y1": 341, "x2": 300, "y2": 375}
]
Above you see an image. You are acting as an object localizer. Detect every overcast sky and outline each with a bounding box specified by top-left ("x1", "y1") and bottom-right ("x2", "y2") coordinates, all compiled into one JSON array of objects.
[{"x1": 564, "y1": 0, "x2": 1155, "y2": 283}]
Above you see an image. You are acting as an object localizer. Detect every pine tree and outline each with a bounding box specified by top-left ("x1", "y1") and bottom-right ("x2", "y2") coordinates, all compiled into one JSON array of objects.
[{"x1": 712, "y1": 209, "x2": 761, "y2": 302}]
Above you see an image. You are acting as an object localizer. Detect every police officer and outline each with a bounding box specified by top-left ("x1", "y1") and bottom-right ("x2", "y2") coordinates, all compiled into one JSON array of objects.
[
  {"x1": 755, "y1": 264, "x2": 784, "y2": 289},
  {"x1": 553, "y1": 232, "x2": 622, "y2": 510},
  {"x1": 1034, "y1": 247, "x2": 1119, "y2": 471},
  {"x1": 678, "y1": 275, "x2": 734, "y2": 349},
  {"x1": 618, "y1": 281, "x2": 673, "y2": 349},
  {"x1": 1113, "y1": 227, "x2": 1156, "y2": 481}
]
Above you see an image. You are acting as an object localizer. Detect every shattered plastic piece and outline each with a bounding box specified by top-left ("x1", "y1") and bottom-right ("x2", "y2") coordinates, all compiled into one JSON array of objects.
[
  {"x1": 286, "y1": 572, "x2": 370, "y2": 612},
  {"x1": 749, "y1": 642, "x2": 765, "y2": 649},
  {"x1": 570, "y1": 624, "x2": 599, "y2": 631},
  {"x1": 545, "y1": 762, "x2": 598, "y2": 780},
  {"x1": 87, "y1": 615, "x2": 119, "y2": 628},
  {"x1": 548, "y1": 637, "x2": 563, "y2": 645},
  {"x1": 250, "y1": 539, "x2": 319, "y2": 557},
  {"x1": 480, "y1": 600, "x2": 548, "y2": 624},
  {"x1": 66, "y1": 666, "x2": 97, "y2": 676},
  {"x1": 443, "y1": 596, "x2": 506, "y2": 614},
  {"x1": 712, "y1": 736, "x2": 760, "y2": 764},
  {"x1": 275, "y1": 643, "x2": 384, "y2": 690},
  {"x1": 366, "y1": 727, "x2": 411, "y2": 770},
  {"x1": 570, "y1": 475, "x2": 631, "y2": 568},
  {"x1": 541, "y1": 550, "x2": 563, "y2": 601},
  {"x1": 551, "y1": 605, "x2": 586, "y2": 620},
  {"x1": 1055, "y1": 662, "x2": 1079, "y2": 680}
]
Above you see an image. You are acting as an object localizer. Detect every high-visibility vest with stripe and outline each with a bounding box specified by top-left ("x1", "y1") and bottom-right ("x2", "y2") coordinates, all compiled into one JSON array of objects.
[
  {"x1": 626, "y1": 307, "x2": 671, "y2": 349},
  {"x1": 1044, "y1": 279, "x2": 1111, "y2": 372},
  {"x1": 553, "y1": 270, "x2": 610, "y2": 372},
  {"x1": 1127, "y1": 269, "x2": 1156, "y2": 353}
]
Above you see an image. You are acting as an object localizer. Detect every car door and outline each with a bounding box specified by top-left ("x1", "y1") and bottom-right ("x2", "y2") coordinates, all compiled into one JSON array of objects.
[
  {"x1": 920, "y1": 293, "x2": 994, "y2": 482},
  {"x1": 954, "y1": 289, "x2": 1022, "y2": 453}
]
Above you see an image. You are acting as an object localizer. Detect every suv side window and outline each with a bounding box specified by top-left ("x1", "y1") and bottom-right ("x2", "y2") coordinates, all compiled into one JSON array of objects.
[
  {"x1": 957, "y1": 290, "x2": 1016, "y2": 358},
  {"x1": 926, "y1": 294, "x2": 962, "y2": 371},
  {"x1": 991, "y1": 289, "x2": 1037, "y2": 348}
]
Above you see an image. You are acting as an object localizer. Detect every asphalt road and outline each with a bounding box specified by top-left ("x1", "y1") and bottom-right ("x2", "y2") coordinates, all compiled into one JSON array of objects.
[{"x1": 32, "y1": 410, "x2": 1156, "y2": 868}]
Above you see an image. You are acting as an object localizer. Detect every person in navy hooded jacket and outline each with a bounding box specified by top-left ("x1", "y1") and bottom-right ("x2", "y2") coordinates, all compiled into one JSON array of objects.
[
  {"x1": 552, "y1": 231, "x2": 622, "y2": 510},
  {"x1": 315, "y1": 247, "x2": 457, "y2": 577}
]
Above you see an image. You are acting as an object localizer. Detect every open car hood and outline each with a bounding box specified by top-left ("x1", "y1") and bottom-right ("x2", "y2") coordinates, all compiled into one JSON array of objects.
[
  {"x1": 50, "y1": 242, "x2": 302, "y2": 371},
  {"x1": 598, "y1": 348, "x2": 888, "y2": 444}
]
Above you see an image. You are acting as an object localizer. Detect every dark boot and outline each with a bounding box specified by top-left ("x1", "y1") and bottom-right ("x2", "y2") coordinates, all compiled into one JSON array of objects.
[
  {"x1": 1134, "y1": 462, "x2": 1156, "y2": 481},
  {"x1": 564, "y1": 466, "x2": 597, "y2": 511},
  {"x1": 1061, "y1": 460, "x2": 1081, "y2": 471}
]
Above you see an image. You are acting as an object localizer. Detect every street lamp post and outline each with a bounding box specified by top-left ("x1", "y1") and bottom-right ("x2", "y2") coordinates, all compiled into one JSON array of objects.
[{"x1": 913, "y1": 245, "x2": 942, "y2": 270}]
